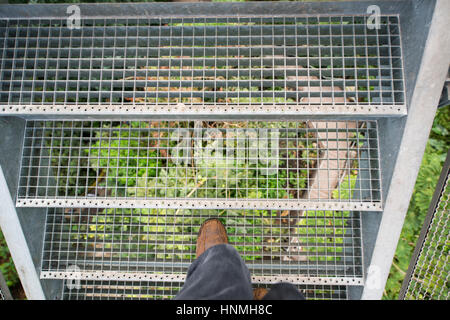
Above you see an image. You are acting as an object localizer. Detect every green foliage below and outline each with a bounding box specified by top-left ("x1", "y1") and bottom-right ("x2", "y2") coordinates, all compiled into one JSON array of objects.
[
  {"x1": 83, "y1": 121, "x2": 311, "y2": 200},
  {"x1": 383, "y1": 105, "x2": 449, "y2": 299},
  {"x1": 0, "y1": 229, "x2": 20, "y2": 288}
]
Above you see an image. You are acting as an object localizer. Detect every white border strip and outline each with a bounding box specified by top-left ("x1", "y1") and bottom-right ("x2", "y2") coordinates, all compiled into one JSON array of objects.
[
  {"x1": 0, "y1": 104, "x2": 407, "y2": 116},
  {"x1": 41, "y1": 271, "x2": 363, "y2": 286},
  {"x1": 16, "y1": 198, "x2": 382, "y2": 211}
]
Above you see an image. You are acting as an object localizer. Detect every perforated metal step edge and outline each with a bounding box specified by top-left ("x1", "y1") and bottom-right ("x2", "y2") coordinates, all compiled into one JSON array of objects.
[
  {"x1": 18, "y1": 199, "x2": 381, "y2": 211},
  {"x1": 43, "y1": 271, "x2": 362, "y2": 286},
  {"x1": 2, "y1": 105, "x2": 406, "y2": 116}
]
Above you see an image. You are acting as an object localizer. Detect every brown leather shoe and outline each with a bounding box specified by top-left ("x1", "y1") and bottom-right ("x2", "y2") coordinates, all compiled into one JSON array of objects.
[
  {"x1": 196, "y1": 218, "x2": 229, "y2": 258},
  {"x1": 253, "y1": 288, "x2": 268, "y2": 300}
]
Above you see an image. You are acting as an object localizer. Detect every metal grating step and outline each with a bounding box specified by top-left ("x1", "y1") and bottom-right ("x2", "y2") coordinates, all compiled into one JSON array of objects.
[
  {"x1": 17, "y1": 120, "x2": 381, "y2": 211},
  {"x1": 40, "y1": 207, "x2": 363, "y2": 285},
  {"x1": 0, "y1": 16, "x2": 405, "y2": 116},
  {"x1": 61, "y1": 280, "x2": 348, "y2": 300}
]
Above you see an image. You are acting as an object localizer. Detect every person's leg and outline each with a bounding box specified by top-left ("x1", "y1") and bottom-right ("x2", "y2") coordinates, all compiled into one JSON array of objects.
[
  {"x1": 174, "y1": 243, "x2": 253, "y2": 300},
  {"x1": 174, "y1": 218, "x2": 305, "y2": 300},
  {"x1": 262, "y1": 283, "x2": 305, "y2": 300}
]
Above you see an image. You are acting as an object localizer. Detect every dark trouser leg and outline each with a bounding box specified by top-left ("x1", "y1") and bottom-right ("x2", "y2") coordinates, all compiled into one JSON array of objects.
[
  {"x1": 174, "y1": 243, "x2": 305, "y2": 300},
  {"x1": 175, "y1": 244, "x2": 253, "y2": 300},
  {"x1": 262, "y1": 283, "x2": 305, "y2": 300}
]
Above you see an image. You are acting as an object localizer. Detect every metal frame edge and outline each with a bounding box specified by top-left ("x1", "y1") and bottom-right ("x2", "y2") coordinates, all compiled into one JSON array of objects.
[
  {"x1": 360, "y1": 0, "x2": 450, "y2": 300},
  {"x1": 0, "y1": 166, "x2": 45, "y2": 300}
]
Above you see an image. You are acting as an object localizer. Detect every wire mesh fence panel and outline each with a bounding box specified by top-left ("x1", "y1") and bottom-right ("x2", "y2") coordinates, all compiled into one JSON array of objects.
[
  {"x1": 0, "y1": 16, "x2": 405, "y2": 115},
  {"x1": 41, "y1": 207, "x2": 363, "y2": 285},
  {"x1": 17, "y1": 120, "x2": 381, "y2": 211},
  {"x1": 401, "y1": 154, "x2": 449, "y2": 300},
  {"x1": 61, "y1": 279, "x2": 348, "y2": 300}
]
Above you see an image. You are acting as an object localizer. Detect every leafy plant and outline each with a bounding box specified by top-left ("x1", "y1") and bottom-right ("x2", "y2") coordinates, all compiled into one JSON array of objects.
[
  {"x1": 383, "y1": 105, "x2": 449, "y2": 299},
  {"x1": 0, "y1": 229, "x2": 20, "y2": 288},
  {"x1": 83, "y1": 121, "x2": 312, "y2": 200}
]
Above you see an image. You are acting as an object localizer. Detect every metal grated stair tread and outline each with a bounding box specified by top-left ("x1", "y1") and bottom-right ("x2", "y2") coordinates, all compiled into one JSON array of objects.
[
  {"x1": 40, "y1": 207, "x2": 363, "y2": 285},
  {"x1": 61, "y1": 280, "x2": 348, "y2": 300},
  {"x1": 0, "y1": 15, "x2": 405, "y2": 116},
  {"x1": 17, "y1": 120, "x2": 381, "y2": 211}
]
